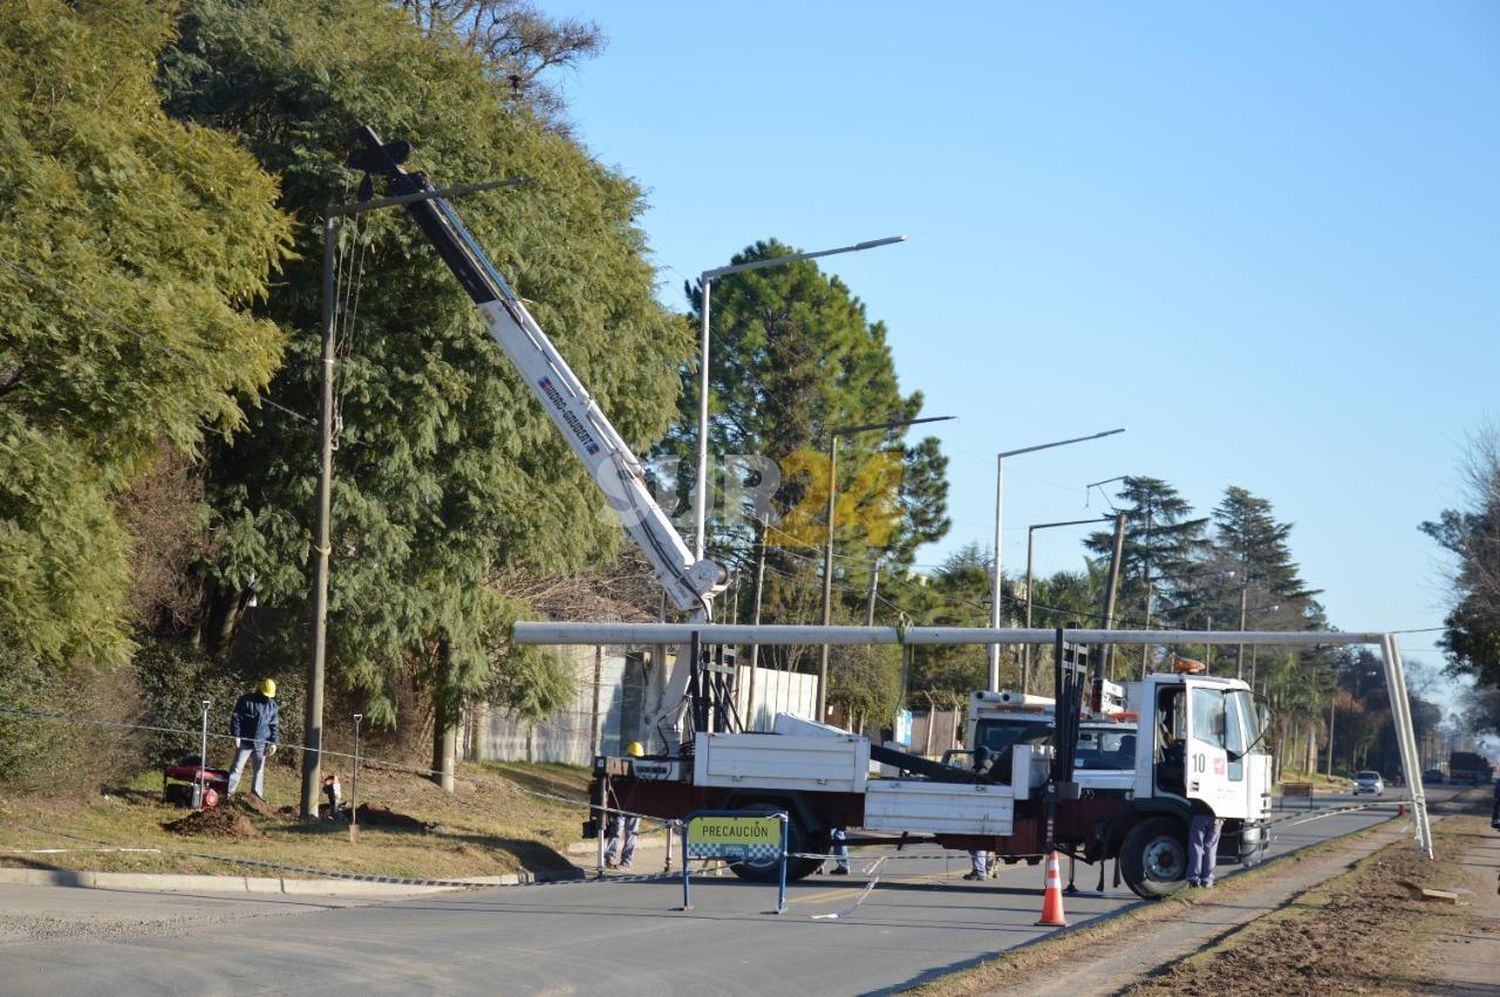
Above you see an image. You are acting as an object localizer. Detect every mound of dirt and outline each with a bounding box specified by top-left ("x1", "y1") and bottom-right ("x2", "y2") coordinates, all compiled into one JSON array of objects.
[
  {"x1": 233, "y1": 794, "x2": 282, "y2": 820},
  {"x1": 163, "y1": 807, "x2": 262, "y2": 839}
]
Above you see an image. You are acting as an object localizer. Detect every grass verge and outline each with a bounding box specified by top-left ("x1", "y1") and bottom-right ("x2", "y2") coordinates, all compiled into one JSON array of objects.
[{"x1": 0, "y1": 760, "x2": 595, "y2": 880}]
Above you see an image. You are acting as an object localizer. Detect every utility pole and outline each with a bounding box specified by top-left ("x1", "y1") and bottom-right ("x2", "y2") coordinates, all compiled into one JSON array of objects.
[
  {"x1": 1101, "y1": 512, "x2": 1126, "y2": 681},
  {"x1": 1139, "y1": 505, "x2": 1154, "y2": 680},
  {"x1": 865, "y1": 552, "x2": 881, "y2": 626},
  {"x1": 303, "y1": 214, "x2": 336, "y2": 821},
  {"x1": 747, "y1": 514, "x2": 768, "y2": 727},
  {"x1": 1237, "y1": 575, "x2": 1250, "y2": 680},
  {"x1": 303, "y1": 176, "x2": 527, "y2": 819}
]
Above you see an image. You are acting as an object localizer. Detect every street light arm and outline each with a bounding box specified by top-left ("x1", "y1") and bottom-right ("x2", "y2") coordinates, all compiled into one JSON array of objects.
[
  {"x1": 829, "y1": 414, "x2": 956, "y2": 438},
  {"x1": 702, "y1": 235, "x2": 907, "y2": 279},
  {"x1": 998, "y1": 427, "x2": 1127, "y2": 460}
]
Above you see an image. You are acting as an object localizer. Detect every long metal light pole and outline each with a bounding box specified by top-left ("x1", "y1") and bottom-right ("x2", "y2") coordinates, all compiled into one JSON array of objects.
[
  {"x1": 303, "y1": 178, "x2": 528, "y2": 820},
  {"x1": 987, "y1": 428, "x2": 1126, "y2": 691},
  {"x1": 692, "y1": 236, "x2": 906, "y2": 561},
  {"x1": 818, "y1": 414, "x2": 954, "y2": 721}
]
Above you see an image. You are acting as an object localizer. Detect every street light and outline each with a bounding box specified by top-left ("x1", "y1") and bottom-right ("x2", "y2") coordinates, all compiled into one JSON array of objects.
[
  {"x1": 818, "y1": 414, "x2": 955, "y2": 720},
  {"x1": 1022, "y1": 516, "x2": 1113, "y2": 691},
  {"x1": 692, "y1": 236, "x2": 907, "y2": 561},
  {"x1": 988, "y1": 428, "x2": 1126, "y2": 691}
]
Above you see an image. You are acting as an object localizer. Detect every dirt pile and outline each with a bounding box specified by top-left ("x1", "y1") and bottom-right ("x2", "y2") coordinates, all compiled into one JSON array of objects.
[
  {"x1": 1125, "y1": 833, "x2": 1459, "y2": 996},
  {"x1": 162, "y1": 807, "x2": 262, "y2": 839}
]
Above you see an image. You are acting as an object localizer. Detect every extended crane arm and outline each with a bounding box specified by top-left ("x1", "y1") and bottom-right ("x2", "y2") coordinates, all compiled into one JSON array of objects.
[{"x1": 348, "y1": 127, "x2": 726, "y2": 618}]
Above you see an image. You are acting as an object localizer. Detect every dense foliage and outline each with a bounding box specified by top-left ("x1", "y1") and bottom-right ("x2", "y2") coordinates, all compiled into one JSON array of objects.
[
  {"x1": 1422, "y1": 428, "x2": 1500, "y2": 736},
  {"x1": 156, "y1": 0, "x2": 683, "y2": 736},
  {"x1": 0, "y1": 0, "x2": 291, "y2": 669}
]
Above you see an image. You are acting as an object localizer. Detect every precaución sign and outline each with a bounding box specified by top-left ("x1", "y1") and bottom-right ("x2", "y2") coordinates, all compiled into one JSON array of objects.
[{"x1": 685, "y1": 815, "x2": 783, "y2": 860}]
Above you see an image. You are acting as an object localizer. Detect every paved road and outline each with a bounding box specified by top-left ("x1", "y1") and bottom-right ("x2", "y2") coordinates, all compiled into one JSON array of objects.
[{"x1": 0, "y1": 794, "x2": 1438, "y2": 996}]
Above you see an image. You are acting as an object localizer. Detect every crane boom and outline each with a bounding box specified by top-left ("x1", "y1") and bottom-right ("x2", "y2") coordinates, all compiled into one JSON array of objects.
[{"x1": 348, "y1": 127, "x2": 726, "y2": 618}]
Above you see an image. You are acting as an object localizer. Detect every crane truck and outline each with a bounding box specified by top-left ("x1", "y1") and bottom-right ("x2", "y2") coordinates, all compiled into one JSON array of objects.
[
  {"x1": 348, "y1": 132, "x2": 1272, "y2": 899},
  {"x1": 599, "y1": 649, "x2": 1273, "y2": 899}
]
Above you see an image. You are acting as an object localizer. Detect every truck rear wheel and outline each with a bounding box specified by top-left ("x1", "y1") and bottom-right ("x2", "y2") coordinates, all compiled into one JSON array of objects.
[
  {"x1": 1119, "y1": 816, "x2": 1188, "y2": 899},
  {"x1": 727, "y1": 802, "x2": 822, "y2": 883}
]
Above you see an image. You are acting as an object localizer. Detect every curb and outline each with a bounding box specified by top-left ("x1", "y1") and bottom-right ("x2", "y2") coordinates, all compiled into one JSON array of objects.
[
  {"x1": 0, "y1": 867, "x2": 576, "y2": 897},
  {"x1": 564, "y1": 836, "x2": 666, "y2": 857}
]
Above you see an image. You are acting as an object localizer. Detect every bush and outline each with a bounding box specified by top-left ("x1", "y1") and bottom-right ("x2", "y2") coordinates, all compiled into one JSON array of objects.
[{"x1": 0, "y1": 636, "x2": 141, "y2": 788}]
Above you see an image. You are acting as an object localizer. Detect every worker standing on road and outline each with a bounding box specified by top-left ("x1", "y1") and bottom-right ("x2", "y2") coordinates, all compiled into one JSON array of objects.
[
  {"x1": 1187, "y1": 810, "x2": 1224, "y2": 888},
  {"x1": 828, "y1": 827, "x2": 850, "y2": 875},
  {"x1": 965, "y1": 747, "x2": 993, "y2": 881},
  {"x1": 226, "y1": 678, "x2": 279, "y2": 799},
  {"x1": 605, "y1": 741, "x2": 645, "y2": 869}
]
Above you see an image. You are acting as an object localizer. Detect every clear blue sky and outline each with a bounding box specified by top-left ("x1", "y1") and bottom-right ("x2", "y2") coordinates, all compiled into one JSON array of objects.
[{"x1": 550, "y1": 1, "x2": 1499, "y2": 674}]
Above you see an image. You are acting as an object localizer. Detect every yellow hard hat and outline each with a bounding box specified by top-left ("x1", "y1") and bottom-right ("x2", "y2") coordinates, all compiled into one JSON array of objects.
[
  {"x1": 260, "y1": 678, "x2": 277, "y2": 698},
  {"x1": 627, "y1": 741, "x2": 645, "y2": 758}
]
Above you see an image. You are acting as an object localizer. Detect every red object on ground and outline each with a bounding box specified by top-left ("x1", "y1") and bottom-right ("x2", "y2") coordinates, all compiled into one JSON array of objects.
[{"x1": 162, "y1": 764, "x2": 229, "y2": 794}]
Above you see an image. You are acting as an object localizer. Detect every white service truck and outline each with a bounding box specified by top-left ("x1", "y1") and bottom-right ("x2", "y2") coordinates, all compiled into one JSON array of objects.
[{"x1": 600, "y1": 662, "x2": 1272, "y2": 898}]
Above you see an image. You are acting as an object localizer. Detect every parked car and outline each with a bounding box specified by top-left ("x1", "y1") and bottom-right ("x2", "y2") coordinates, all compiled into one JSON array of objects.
[
  {"x1": 1354, "y1": 770, "x2": 1385, "y2": 795},
  {"x1": 1422, "y1": 769, "x2": 1445, "y2": 785}
]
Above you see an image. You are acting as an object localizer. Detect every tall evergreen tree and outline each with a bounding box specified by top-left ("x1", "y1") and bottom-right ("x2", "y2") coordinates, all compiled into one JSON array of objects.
[
  {"x1": 1083, "y1": 476, "x2": 1207, "y2": 633},
  {"x1": 668, "y1": 240, "x2": 947, "y2": 568},
  {"x1": 1175, "y1": 485, "x2": 1322, "y2": 636}
]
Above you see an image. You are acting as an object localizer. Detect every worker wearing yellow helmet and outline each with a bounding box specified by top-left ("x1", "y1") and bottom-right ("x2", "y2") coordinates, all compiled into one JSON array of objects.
[
  {"x1": 227, "y1": 677, "x2": 280, "y2": 799},
  {"x1": 605, "y1": 740, "x2": 645, "y2": 869}
]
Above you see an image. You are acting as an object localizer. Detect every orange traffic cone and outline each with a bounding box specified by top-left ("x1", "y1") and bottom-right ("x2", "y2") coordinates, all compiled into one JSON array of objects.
[{"x1": 1036, "y1": 850, "x2": 1068, "y2": 927}]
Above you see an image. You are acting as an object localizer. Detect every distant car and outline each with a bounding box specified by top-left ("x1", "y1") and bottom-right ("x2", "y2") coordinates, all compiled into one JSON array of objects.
[
  {"x1": 1422, "y1": 769, "x2": 1445, "y2": 785},
  {"x1": 1354, "y1": 770, "x2": 1385, "y2": 795}
]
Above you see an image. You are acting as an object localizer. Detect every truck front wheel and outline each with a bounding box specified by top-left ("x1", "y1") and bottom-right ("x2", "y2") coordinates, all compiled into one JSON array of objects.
[{"x1": 1119, "y1": 816, "x2": 1188, "y2": 899}]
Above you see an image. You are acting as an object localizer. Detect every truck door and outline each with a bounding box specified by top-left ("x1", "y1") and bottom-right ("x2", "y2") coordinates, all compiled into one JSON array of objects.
[
  {"x1": 1231, "y1": 688, "x2": 1273, "y2": 820},
  {"x1": 1184, "y1": 683, "x2": 1249, "y2": 819}
]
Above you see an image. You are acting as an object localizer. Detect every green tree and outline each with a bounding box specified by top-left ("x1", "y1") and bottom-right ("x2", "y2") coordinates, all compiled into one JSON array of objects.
[
  {"x1": 0, "y1": 0, "x2": 291, "y2": 669},
  {"x1": 1083, "y1": 477, "x2": 1207, "y2": 674},
  {"x1": 669, "y1": 239, "x2": 949, "y2": 671},
  {"x1": 1179, "y1": 486, "x2": 1322, "y2": 632},
  {"x1": 1421, "y1": 427, "x2": 1500, "y2": 698},
  {"x1": 901, "y1": 544, "x2": 993, "y2": 702},
  {"x1": 157, "y1": 0, "x2": 687, "y2": 777}
]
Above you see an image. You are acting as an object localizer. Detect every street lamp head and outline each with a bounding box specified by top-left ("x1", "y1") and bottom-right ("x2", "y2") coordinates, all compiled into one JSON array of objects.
[{"x1": 853, "y1": 235, "x2": 908, "y2": 251}]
